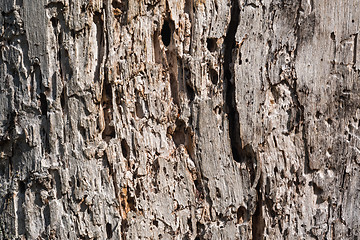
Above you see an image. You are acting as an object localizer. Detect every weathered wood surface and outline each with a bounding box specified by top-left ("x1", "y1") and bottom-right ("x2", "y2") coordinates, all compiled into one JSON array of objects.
[{"x1": 0, "y1": 0, "x2": 359, "y2": 239}]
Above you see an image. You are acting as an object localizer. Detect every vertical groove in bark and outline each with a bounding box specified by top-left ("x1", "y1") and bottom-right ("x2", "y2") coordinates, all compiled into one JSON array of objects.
[
  {"x1": 223, "y1": 0, "x2": 242, "y2": 163},
  {"x1": 252, "y1": 174, "x2": 265, "y2": 240}
]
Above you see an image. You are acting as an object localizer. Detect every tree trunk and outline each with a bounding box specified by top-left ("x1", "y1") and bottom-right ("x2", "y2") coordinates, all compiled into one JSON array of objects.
[{"x1": 0, "y1": 0, "x2": 359, "y2": 239}]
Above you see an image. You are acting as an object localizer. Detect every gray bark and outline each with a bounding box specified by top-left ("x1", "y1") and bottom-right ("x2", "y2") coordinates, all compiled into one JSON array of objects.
[{"x1": 0, "y1": 0, "x2": 359, "y2": 239}]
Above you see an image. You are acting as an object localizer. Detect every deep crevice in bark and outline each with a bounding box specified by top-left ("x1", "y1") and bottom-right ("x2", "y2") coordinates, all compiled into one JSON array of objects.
[
  {"x1": 161, "y1": 20, "x2": 171, "y2": 47},
  {"x1": 17, "y1": 180, "x2": 26, "y2": 236},
  {"x1": 94, "y1": 12, "x2": 105, "y2": 84},
  {"x1": 106, "y1": 222, "x2": 113, "y2": 239},
  {"x1": 252, "y1": 174, "x2": 265, "y2": 239},
  {"x1": 1, "y1": 0, "x2": 358, "y2": 238},
  {"x1": 223, "y1": 0, "x2": 243, "y2": 163},
  {"x1": 101, "y1": 77, "x2": 115, "y2": 142}
]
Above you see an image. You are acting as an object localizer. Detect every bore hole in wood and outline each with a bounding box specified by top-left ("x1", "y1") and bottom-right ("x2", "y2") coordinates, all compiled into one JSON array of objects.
[
  {"x1": 209, "y1": 68, "x2": 218, "y2": 85},
  {"x1": 106, "y1": 223, "x2": 113, "y2": 239},
  {"x1": 121, "y1": 139, "x2": 130, "y2": 159},
  {"x1": 207, "y1": 38, "x2": 217, "y2": 52},
  {"x1": 161, "y1": 20, "x2": 171, "y2": 46}
]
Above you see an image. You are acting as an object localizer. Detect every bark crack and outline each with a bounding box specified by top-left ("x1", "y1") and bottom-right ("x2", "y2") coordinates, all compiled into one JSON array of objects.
[
  {"x1": 223, "y1": 0, "x2": 242, "y2": 163},
  {"x1": 252, "y1": 173, "x2": 265, "y2": 240}
]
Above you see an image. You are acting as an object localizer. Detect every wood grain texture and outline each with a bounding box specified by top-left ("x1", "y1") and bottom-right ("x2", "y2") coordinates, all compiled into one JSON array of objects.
[{"x1": 0, "y1": 0, "x2": 359, "y2": 239}]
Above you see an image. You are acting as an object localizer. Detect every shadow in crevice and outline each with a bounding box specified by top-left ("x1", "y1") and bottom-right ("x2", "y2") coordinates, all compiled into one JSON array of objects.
[
  {"x1": 251, "y1": 174, "x2": 265, "y2": 240},
  {"x1": 112, "y1": 0, "x2": 128, "y2": 25},
  {"x1": 223, "y1": 0, "x2": 243, "y2": 163},
  {"x1": 101, "y1": 78, "x2": 115, "y2": 142},
  {"x1": 171, "y1": 119, "x2": 195, "y2": 160},
  {"x1": 161, "y1": 20, "x2": 172, "y2": 47}
]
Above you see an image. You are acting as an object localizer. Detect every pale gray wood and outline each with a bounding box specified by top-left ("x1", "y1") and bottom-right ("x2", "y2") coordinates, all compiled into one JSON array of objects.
[{"x1": 0, "y1": 0, "x2": 359, "y2": 239}]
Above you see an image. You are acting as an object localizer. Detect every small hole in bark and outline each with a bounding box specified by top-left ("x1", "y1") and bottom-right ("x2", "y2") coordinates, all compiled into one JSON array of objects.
[
  {"x1": 315, "y1": 111, "x2": 321, "y2": 119},
  {"x1": 112, "y1": 0, "x2": 123, "y2": 9},
  {"x1": 76, "y1": 179, "x2": 80, "y2": 187},
  {"x1": 102, "y1": 126, "x2": 115, "y2": 141},
  {"x1": 326, "y1": 118, "x2": 333, "y2": 125},
  {"x1": 153, "y1": 219, "x2": 159, "y2": 227},
  {"x1": 327, "y1": 148, "x2": 333, "y2": 154},
  {"x1": 121, "y1": 139, "x2": 130, "y2": 159},
  {"x1": 215, "y1": 187, "x2": 221, "y2": 198},
  {"x1": 50, "y1": 17, "x2": 58, "y2": 28},
  {"x1": 209, "y1": 68, "x2": 218, "y2": 85},
  {"x1": 330, "y1": 32, "x2": 335, "y2": 41},
  {"x1": 207, "y1": 38, "x2": 217, "y2": 52},
  {"x1": 172, "y1": 120, "x2": 186, "y2": 146},
  {"x1": 81, "y1": 4, "x2": 86, "y2": 12},
  {"x1": 161, "y1": 20, "x2": 171, "y2": 46},
  {"x1": 135, "y1": 101, "x2": 145, "y2": 118},
  {"x1": 106, "y1": 223, "x2": 113, "y2": 238}
]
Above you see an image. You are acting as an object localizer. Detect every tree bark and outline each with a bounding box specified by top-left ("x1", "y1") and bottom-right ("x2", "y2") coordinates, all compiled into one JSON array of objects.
[{"x1": 0, "y1": 0, "x2": 359, "y2": 239}]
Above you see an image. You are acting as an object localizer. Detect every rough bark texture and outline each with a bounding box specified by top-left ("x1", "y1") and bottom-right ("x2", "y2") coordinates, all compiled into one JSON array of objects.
[{"x1": 0, "y1": 0, "x2": 359, "y2": 239}]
